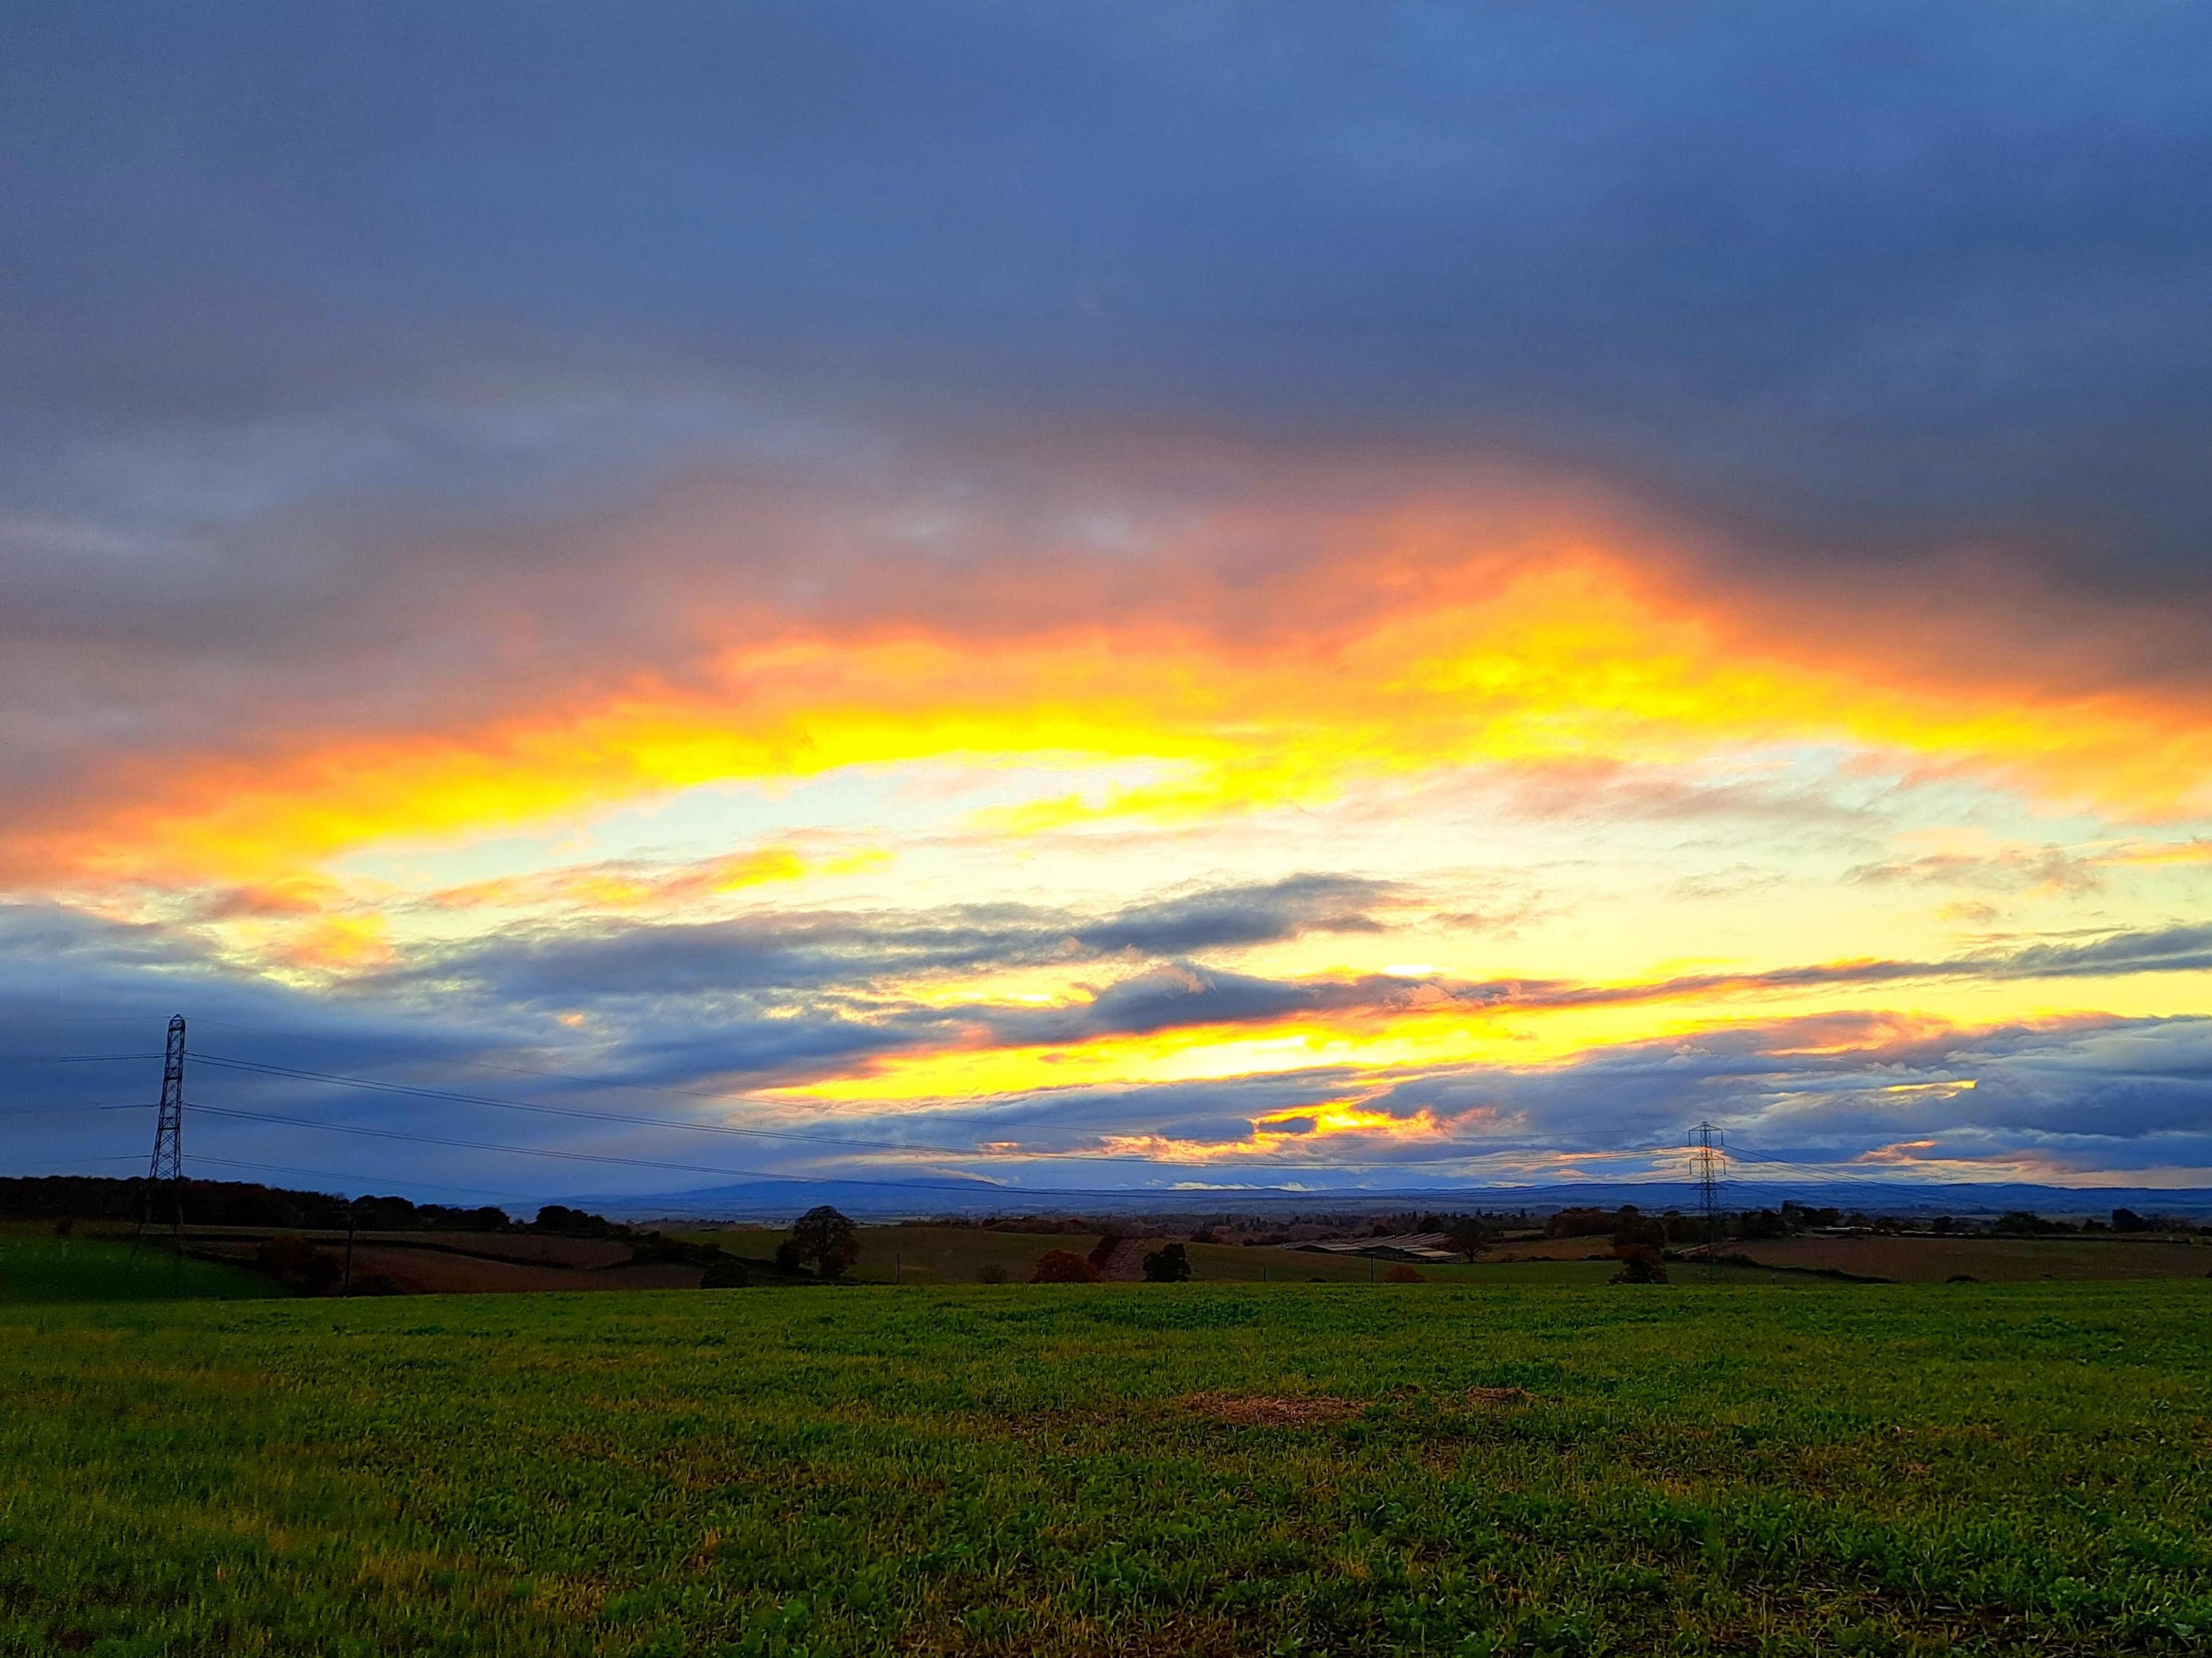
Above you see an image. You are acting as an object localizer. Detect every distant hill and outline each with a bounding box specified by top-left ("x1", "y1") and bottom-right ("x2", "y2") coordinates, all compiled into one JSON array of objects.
[{"x1": 575, "y1": 1177, "x2": 2212, "y2": 1224}]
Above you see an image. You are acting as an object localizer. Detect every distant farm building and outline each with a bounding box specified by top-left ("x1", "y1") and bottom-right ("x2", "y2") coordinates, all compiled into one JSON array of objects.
[{"x1": 1296, "y1": 1232, "x2": 1461, "y2": 1264}]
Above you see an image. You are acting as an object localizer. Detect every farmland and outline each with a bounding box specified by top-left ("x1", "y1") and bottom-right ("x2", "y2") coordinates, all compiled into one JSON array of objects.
[
  {"x1": 677, "y1": 1224, "x2": 1800, "y2": 1287},
  {"x1": 1724, "y1": 1234, "x2": 2212, "y2": 1284},
  {"x1": 5, "y1": 1273, "x2": 2211, "y2": 1655}
]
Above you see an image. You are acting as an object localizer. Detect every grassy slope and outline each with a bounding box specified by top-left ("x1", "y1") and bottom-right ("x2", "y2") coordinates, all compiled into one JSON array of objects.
[{"x1": 3, "y1": 1281, "x2": 2210, "y2": 1656}]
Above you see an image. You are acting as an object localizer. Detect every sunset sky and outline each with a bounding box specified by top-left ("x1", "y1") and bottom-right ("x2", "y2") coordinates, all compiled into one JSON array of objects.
[{"x1": 6, "y1": 3, "x2": 2212, "y2": 1204}]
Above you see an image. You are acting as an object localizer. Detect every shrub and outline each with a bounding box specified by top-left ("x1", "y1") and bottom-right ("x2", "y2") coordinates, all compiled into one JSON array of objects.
[
  {"x1": 1382, "y1": 1263, "x2": 1423, "y2": 1283},
  {"x1": 700, "y1": 1255, "x2": 750, "y2": 1289},
  {"x1": 1611, "y1": 1246, "x2": 1667, "y2": 1284},
  {"x1": 1031, "y1": 1249, "x2": 1098, "y2": 1283},
  {"x1": 1141, "y1": 1242, "x2": 1191, "y2": 1282},
  {"x1": 975, "y1": 1262, "x2": 1007, "y2": 1284},
  {"x1": 1086, "y1": 1230, "x2": 1123, "y2": 1271}
]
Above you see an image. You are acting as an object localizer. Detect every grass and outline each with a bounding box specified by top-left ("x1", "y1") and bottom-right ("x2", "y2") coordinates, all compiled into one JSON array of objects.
[
  {"x1": 0, "y1": 1229, "x2": 283, "y2": 1304},
  {"x1": 4, "y1": 1278, "x2": 2210, "y2": 1655}
]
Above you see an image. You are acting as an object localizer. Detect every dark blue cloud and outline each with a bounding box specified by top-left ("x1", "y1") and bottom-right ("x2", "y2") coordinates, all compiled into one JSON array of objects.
[
  {"x1": 6, "y1": 1, "x2": 2212, "y2": 581},
  {"x1": 396, "y1": 874, "x2": 1399, "y2": 1004}
]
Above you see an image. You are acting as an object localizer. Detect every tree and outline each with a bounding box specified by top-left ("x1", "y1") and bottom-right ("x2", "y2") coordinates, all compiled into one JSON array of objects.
[
  {"x1": 1446, "y1": 1215, "x2": 1488, "y2": 1260},
  {"x1": 1141, "y1": 1242, "x2": 1191, "y2": 1282},
  {"x1": 1612, "y1": 1209, "x2": 1666, "y2": 1250},
  {"x1": 789, "y1": 1205, "x2": 860, "y2": 1280},
  {"x1": 535, "y1": 1204, "x2": 618, "y2": 1238}
]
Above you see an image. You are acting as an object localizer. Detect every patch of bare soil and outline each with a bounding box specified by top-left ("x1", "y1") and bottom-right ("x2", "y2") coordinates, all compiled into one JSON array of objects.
[
  {"x1": 1181, "y1": 1393, "x2": 1355, "y2": 1427},
  {"x1": 1465, "y1": 1386, "x2": 1532, "y2": 1405}
]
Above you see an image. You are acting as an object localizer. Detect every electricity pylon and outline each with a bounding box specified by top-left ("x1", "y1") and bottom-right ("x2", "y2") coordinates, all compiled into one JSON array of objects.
[
  {"x1": 1693, "y1": 1120, "x2": 1721, "y2": 1280},
  {"x1": 143, "y1": 1014, "x2": 186, "y2": 1240}
]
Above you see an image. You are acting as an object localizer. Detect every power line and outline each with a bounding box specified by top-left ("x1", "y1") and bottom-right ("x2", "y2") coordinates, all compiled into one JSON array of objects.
[
  {"x1": 1723, "y1": 1145, "x2": 1957, "y2": 1195},
  {"x1": 0, "y1": 1053, "x2": 164, "y2": 1065},
  {"x1": 5, "y1": 1153, "x2": 145, "y2": 1170},
  {"x1": 190, "y1": 1152, "x2": 532, "y2": 1202},
  {"x1": 0, "y1": 1103, "x2": 150, "y2": 1116}
]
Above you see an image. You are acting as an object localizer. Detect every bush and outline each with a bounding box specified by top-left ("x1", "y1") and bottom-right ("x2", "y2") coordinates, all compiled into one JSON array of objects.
[
  {"x1": 1382, "y1": 1263, "x2": 1424, "y2": 1283},
  {"x1": 700, "y1": 1254, "x2": 750, "y2": 1288},
  {"x1": 1031, "y1": 1249, "x2": 1098, "y2": 1284},
  {"x1": 1611, "y1": 1246, "x2": 1667, "y2": 1284},
  {"x1": 975, "y1": 1262, "x2": 1007, "y2": 1284},
  {"x1": 1141, "y1": 1242, "x2": 1191, "y2": 1282},
  {"x1": 1086, "y1": 1230, "x2": 1123, "y2": 1272}
]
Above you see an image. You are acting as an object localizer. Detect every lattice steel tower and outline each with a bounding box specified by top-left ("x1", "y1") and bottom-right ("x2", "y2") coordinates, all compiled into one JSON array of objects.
[
  {"x1": 145, "y1": 1014, "x2": 186, "y2": 1235},
  {"x1": 1692, "y1": 1120, "x2": 1721, "y2": 1278}
]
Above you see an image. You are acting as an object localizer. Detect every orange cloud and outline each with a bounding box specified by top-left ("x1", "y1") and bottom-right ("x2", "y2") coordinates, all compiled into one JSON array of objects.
[
  {"x1": 1095, "y1": 1098, "x2": 1447, "y2": 1163},
  {"x1": 422, "y1": 845, "x2": 883, "y2": 913},
  {"x1": 13, "y1": 517, "x2": 2212, "y2": 898}
]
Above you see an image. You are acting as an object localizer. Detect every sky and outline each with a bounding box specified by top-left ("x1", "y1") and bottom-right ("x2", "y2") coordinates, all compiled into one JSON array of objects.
[{"x1": 6, "y1": 2, "x2": 2212, "y2": 1205}]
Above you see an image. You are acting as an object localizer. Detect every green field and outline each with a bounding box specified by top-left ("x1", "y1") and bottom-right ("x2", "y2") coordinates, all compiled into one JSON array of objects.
[
  {"x1": 5, "y1": 1278, "x2": 2210, "y2": 1656},
  {"x1": 0, "y1": 1228, "x2": 283, "y2": 1304}
]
